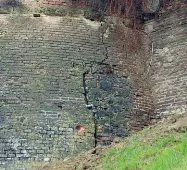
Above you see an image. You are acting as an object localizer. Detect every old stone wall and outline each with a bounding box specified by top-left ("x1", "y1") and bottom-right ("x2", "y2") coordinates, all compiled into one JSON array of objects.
[
  {"x1": 2, "y1": 6, "x2": 186, "y2": 169},
  {"x1": 0, "y1": 1, "x2": 186, "y2": 169},
  {"x1": 146, "y1": 6, "x2": 187, "y2": 117},
  {"x1": 0, "y1": 15, "x2": 101, "y2": 168},
  {"x1": 0, "y1": 14, "x2": 149, "y2": 169},
  {"x1": 103, "y1": 23, "x2": 155, "y2": 131}
]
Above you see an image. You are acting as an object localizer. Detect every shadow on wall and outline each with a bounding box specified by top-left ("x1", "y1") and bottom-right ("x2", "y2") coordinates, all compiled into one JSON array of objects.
[{"x1": 0, "y1": 0, "x2": 27, "y2": 13}]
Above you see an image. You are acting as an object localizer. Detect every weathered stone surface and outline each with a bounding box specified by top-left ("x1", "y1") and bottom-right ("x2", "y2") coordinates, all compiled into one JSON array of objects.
[
  {"x1": 87, "y1": 74, "x2": 132, "y2": 145},
  {"x1": 0, "y1": 14, "x2": 140, "y2": 169},
  {"x1": 0, "y1": 15, "x2": 102, "y2": 168},
  {"x1": 146, "y1": 6, "x2": 187, "y2": 117},
  {"x1": 2, "y1": 4, "x2": 181, "y2": 167}
]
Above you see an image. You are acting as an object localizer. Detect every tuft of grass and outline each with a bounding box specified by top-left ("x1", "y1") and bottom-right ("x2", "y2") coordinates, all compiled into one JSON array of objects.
[{"x1": 101, "y1": 131, "x2": 187, "y2": 170}]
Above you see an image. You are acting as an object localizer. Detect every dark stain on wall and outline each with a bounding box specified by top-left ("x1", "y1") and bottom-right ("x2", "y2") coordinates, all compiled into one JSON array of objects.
[{"x1": 84, "y1": 67, "x2": 132, "y2": 146}]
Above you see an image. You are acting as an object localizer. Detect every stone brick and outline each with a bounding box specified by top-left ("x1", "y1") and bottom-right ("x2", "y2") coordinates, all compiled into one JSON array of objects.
[
  {"x1": 145, "y1": 6, "x2": 187, "y2": 117},
  {"x1": 0, "y1": 13, "x2": 154, "y2": 169}
]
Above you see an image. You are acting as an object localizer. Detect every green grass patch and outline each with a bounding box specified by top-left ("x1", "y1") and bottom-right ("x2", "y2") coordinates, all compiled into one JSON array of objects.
[{"x1": 101, "y1": 132, "x2": 187, "y2": 170}]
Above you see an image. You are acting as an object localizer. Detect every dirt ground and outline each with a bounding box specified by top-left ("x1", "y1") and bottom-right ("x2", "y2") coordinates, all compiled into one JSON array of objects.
[{"x1": 30, "y1": 112, "x2": 187, "y2": 170}]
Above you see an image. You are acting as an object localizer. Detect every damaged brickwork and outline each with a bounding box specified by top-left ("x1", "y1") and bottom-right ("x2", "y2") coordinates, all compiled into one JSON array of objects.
[
  {"x1": 0, "y1": 14, "x2": 146, "y2": 169},
  {"x1": 0, "y1": 3, "x2": 186, "y2": 169}
]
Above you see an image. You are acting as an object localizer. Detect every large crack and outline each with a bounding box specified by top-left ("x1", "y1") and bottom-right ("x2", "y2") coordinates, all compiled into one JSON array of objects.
[
  {"x1": 82, "y1": 70, "x2": 98, "y2": 147},
  {"x1": 100, "y1": 22, "x2": 109, "y2": 64},
  {"x1": 91, "y1": 22, "x2": 113, "y2": 75},
  {"x1": 82, "y1": 70, "x2": 89, "y2": 105},
  {"x1": 82, "y1": 22, "x2": 115, "y2": 147},
  {"x1": 82, "y1": 22, "x2": 112, "y2": 106}
]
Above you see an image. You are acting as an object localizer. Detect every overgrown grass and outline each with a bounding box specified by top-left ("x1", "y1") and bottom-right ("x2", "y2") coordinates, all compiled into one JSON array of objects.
[{"x1": 101, "y1": 131, "x2": 187, "y2": 170}]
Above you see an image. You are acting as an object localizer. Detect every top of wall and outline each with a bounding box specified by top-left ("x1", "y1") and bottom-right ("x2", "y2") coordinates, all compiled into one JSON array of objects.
[
  {"x1": 0, "y1": 0, "x2": 76, "y2": 7},
  {"x1": 0, "y1": 0, "x2": 85, "y2": 15}
]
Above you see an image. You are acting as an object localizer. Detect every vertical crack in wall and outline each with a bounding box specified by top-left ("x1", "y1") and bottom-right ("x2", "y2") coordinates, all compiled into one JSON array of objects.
[
  {"x1": 83, "y1": 22, "x2": 132, "y2": 146},
  {"x1": 82, "y1": 70, "x2": 89, "y2": 105},
  {"x1": 100, "y1": 22, "x2": 109, "y2": 65},
  {"x1": 82, "y1": 69, "x2": 98, "y2": 147},
  {"x1": 91, "y1": 22, "x2": 113, "y2": 75},
  {"x1": 81, "y1": 21, "x2": 132, "y2": 147},
  {"x1": 80, "y1": 22, "x2": 114, "y2": 147}
]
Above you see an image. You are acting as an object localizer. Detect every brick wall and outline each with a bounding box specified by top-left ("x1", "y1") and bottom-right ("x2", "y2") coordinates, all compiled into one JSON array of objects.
[
  {"x1": 131, "y1": 87, "x2": 155, "y2": 131},
  {"x1": 0, "y1": 15, "x2": 101, "y2": 168},
  {"x1": 102, "y1": 23, "x2": 155, "y2": 131},
  {"x1": 0, "y1": 14, "x2": 151, "y2": 169},
  {"x1": 145, "y1": 6, "x2": 187, "y2": 117},
  {"x1": 0, "y1": 1, "x2": 186, "y2": 169}
]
